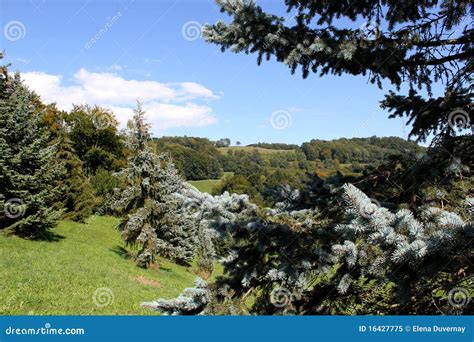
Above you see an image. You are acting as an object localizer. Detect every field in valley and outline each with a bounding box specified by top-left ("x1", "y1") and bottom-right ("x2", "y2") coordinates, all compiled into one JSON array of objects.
[{"x1": 188, "y1": 171, "x2": 234, "y2": 193}]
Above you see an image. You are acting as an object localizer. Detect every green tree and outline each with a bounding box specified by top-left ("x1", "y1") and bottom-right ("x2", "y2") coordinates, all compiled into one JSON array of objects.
[
  {"x1": 197, "y1": 3, "x2": 473, "y2": 314},
  {"x1": 0, "y1": 72, "x2": 64, "y2": 238},
  {"x1": 215, "y1": 138, "x2": 231, "y2": 147},
  {"x1": 195, "y1": 224, "x2": 216, "y2": 278},
  {"x1": 154, "y1": 137, "x2": 223, "y2": 180},
  {"x1": 54, "y1": 136, "x2": 96, "y2": 221},
  {"x1": 41, "y1": 104, "x2": 96, "y2": 222},
  {"x1": 214, "y1": 174, "x2": 253, "y2": 195},
  {"x1": 112, "y1": 102, "x2": 195, "y2": 267},
  {"x1": 90, "y1": 168, "x2": 121, "y2": 198},
  {"x1": 66, "y1": 105, "x2": 125, "y2": 174}
]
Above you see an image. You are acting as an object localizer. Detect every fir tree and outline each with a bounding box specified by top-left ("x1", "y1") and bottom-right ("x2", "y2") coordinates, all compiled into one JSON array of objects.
[
  {"x1": 180, "y1": 186, "x2": 260, "y2": 261},
  {"x1": 142, "y1": 277, "x2": 211, "y2": 315},
  {"x1": 160, "y1": 182, "x2": 472, "y2": 315},
  {"x1": 194, "y1": 223, "x2": 216, "y2": 278},
  {"x1": 204, "y1": 0, "x2": 472, "y2": 141},
  {"x1": 41, "y1": 104, "x2": 96, "y2": 222},
  {"x1": 330, "y1": 184, "x2": 471, "y2": 297},
  {"x1": 55, "y1": 135, "x2": 97, "y2": 222},
  {"x1": 199, "y1": 2, "x2": 473, "y2": 314},
  {"x1": 112, "y1": 102, "x2": 195, "y2": 267},
  {"x1": 0, "y1": 71, "x2": 64, "y2": 238}
]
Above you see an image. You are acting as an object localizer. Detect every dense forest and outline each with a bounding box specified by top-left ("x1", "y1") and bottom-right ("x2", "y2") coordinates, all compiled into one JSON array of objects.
[
  {"x1": 1, "y1": 0, "x2": 472, "y2": 317},
  {"x1": 153, "y1": 135, "x2": 425, "y2": 206}
]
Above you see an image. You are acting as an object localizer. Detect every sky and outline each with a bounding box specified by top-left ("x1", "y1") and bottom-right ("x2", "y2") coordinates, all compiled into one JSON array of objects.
[{"x1": 1, "y1": 0, "x2": 416, "y2": 145}]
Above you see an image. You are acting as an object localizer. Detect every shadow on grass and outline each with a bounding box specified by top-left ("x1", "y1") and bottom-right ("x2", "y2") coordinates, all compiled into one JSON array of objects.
[
  {"x1": 109, "y1": 246, "x2": 191, "y2": 273},
  {"x1": 35, "y1": 231, "x2": 66, "y2": 242},
  {"x1": 110, "y1": 245, "x2": 132, "y2": 260},
  {"x1": 3, "y1": 229, "x2": 66, "y2": 242}
]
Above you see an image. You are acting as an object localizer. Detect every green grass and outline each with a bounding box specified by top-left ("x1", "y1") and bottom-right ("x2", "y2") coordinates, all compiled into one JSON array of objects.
[
  {"x1": 218, "y1": 146, "x2": 294, "y2": 154},
  {"x1": 0, "y1": 216, "x2": 198, "y2": 315},
  {"x1": 188, "y1": 179, "x2": 220, "y2": 194},
  {"x1": 188, "y1": 172, "x2": 234, "y2": 194}
]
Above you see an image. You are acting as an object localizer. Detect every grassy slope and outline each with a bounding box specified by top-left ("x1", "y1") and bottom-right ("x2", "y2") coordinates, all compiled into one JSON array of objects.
[
  {"x1": 188, "y1": 179, "x2": 220, "y2": 194},
  {"x1": 0, "y1": 216, "x2": 197, "y2": 315},
  {"x1": 188, "y1": 172, "x2": 234, "y2": 193}
]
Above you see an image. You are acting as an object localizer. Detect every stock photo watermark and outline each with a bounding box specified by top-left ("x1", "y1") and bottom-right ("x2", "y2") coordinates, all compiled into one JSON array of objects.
[
  {"x1": 181, "y1": 21, "x2": 202, "y2": 41},
  {"x1": 448, "y1": 109, "x2": 470, "y2": 132},
  {"x1": 269, "y1": 286, "x2": 293, "y2": 308},
  {"x1": 5, "y1": 323, "x2": 85, "y2": 336},
  {"x1": 92, "y1": 287, "x2": 115, "y2": 307},
  {"x1": 3, "y1": 20, "x2": 26, "y2": 41},
  {"x1": 83, "y1": 12, "x2": 123, "y2": 51},
  {"x1": 448, "y1": 287, "x2": 470, "y2": 309},
  {"x1": 270, "y1": 110, "x2": 292, "y2": 130},
  {"x1": 4, "y1": 198, "x2": 26, "y2": 219}
]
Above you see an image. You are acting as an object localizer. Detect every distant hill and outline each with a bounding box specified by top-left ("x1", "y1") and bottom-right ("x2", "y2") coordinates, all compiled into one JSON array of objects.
[
  {"x1": 153, "y1": 136, "x2": 424, "y2": 182},
  {"x1": 301, "y1": 136, "x2": 424, "y2": 164}
]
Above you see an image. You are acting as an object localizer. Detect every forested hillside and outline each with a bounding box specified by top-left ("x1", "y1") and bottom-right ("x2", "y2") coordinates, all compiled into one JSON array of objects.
[
  {"x1": 155, "y1": 136, "x2": 424, "y2": 181},
  {"x1": 301, "y1": 137, "x2": 424, "y2": 164},
  {"x1": 152, "y1": 135, "x2": 425, "y2": 205},
  {"x1": 153, "y1": 137, "x2": 223, "y2": 181}
]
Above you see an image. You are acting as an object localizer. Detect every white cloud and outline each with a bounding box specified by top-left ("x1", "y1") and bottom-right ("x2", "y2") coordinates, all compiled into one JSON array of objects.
[
  {"x1": 174, "y1": 82, "x2": 217, "y2": 100},
  {"x1": 21, "y1": 68, "x2": 219, "y2": 131},
  {"x1": 107, "y1": 102, "x2": 217, "y2": 131}
]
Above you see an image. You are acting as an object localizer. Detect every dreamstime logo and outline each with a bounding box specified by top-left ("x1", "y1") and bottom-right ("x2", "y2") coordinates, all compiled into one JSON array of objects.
[
  {"x1": 448, "y1": 109, "x2": 470, "y2": 131},
  {"x1": 3, "y1": 281, "x2": 31, "y2": 311},
  {"x1": 262, "y1": 14, "x2": 297, "y2": 49},
  {"x1": 270, "y1": 110, "x2": 292, "y2": 130},
  {"x1": 83, "y1": 12, "x2": 122, "y2": 50},
  {"x1": 269, "y1": 287, "x2": 292, "y2": 308},
  {"x1": 4, "y1": 198, "x2": 26, "y2": 219},
  {"x1": 92, "y1": 287, "x2": 114, "y2": 307},
  {"x1": 361, "y1": 198, "x2": 380, "y2": 218},
  {"x1": 4, "y1": 20, "x2": 26, "y2": 41},
  {"x1": 354, "y1": 108, "x2": 381, "y2": 137},
  {"x1": 448, "y1": 287, "x2": 470, "y2": 308},
  {"x1": 262, "y1": 34, "x2": 279, "y2": 49},
  {"x1": 359, "y1": 21, "x2": 380, "y2": 41},
  {"x1": 181, "y1": 21, "x2": 202, "y2": 41},
  {"x1": 85, "y1": 205, "x2": 107, "y2": 225}
]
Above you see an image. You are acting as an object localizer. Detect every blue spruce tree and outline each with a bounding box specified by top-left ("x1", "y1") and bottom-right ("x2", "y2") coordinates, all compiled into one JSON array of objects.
[
  {"x1": 112, "y1": 102, "x2": 195, "y2": 267},
  {"x1": 0, "y1": 67, "x2": 64, "y2": 238}
]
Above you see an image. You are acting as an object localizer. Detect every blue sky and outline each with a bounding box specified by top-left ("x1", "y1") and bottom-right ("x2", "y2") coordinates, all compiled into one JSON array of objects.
[{"x1": 1, "y1": 0, "x2": 416, "y2": 145}]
